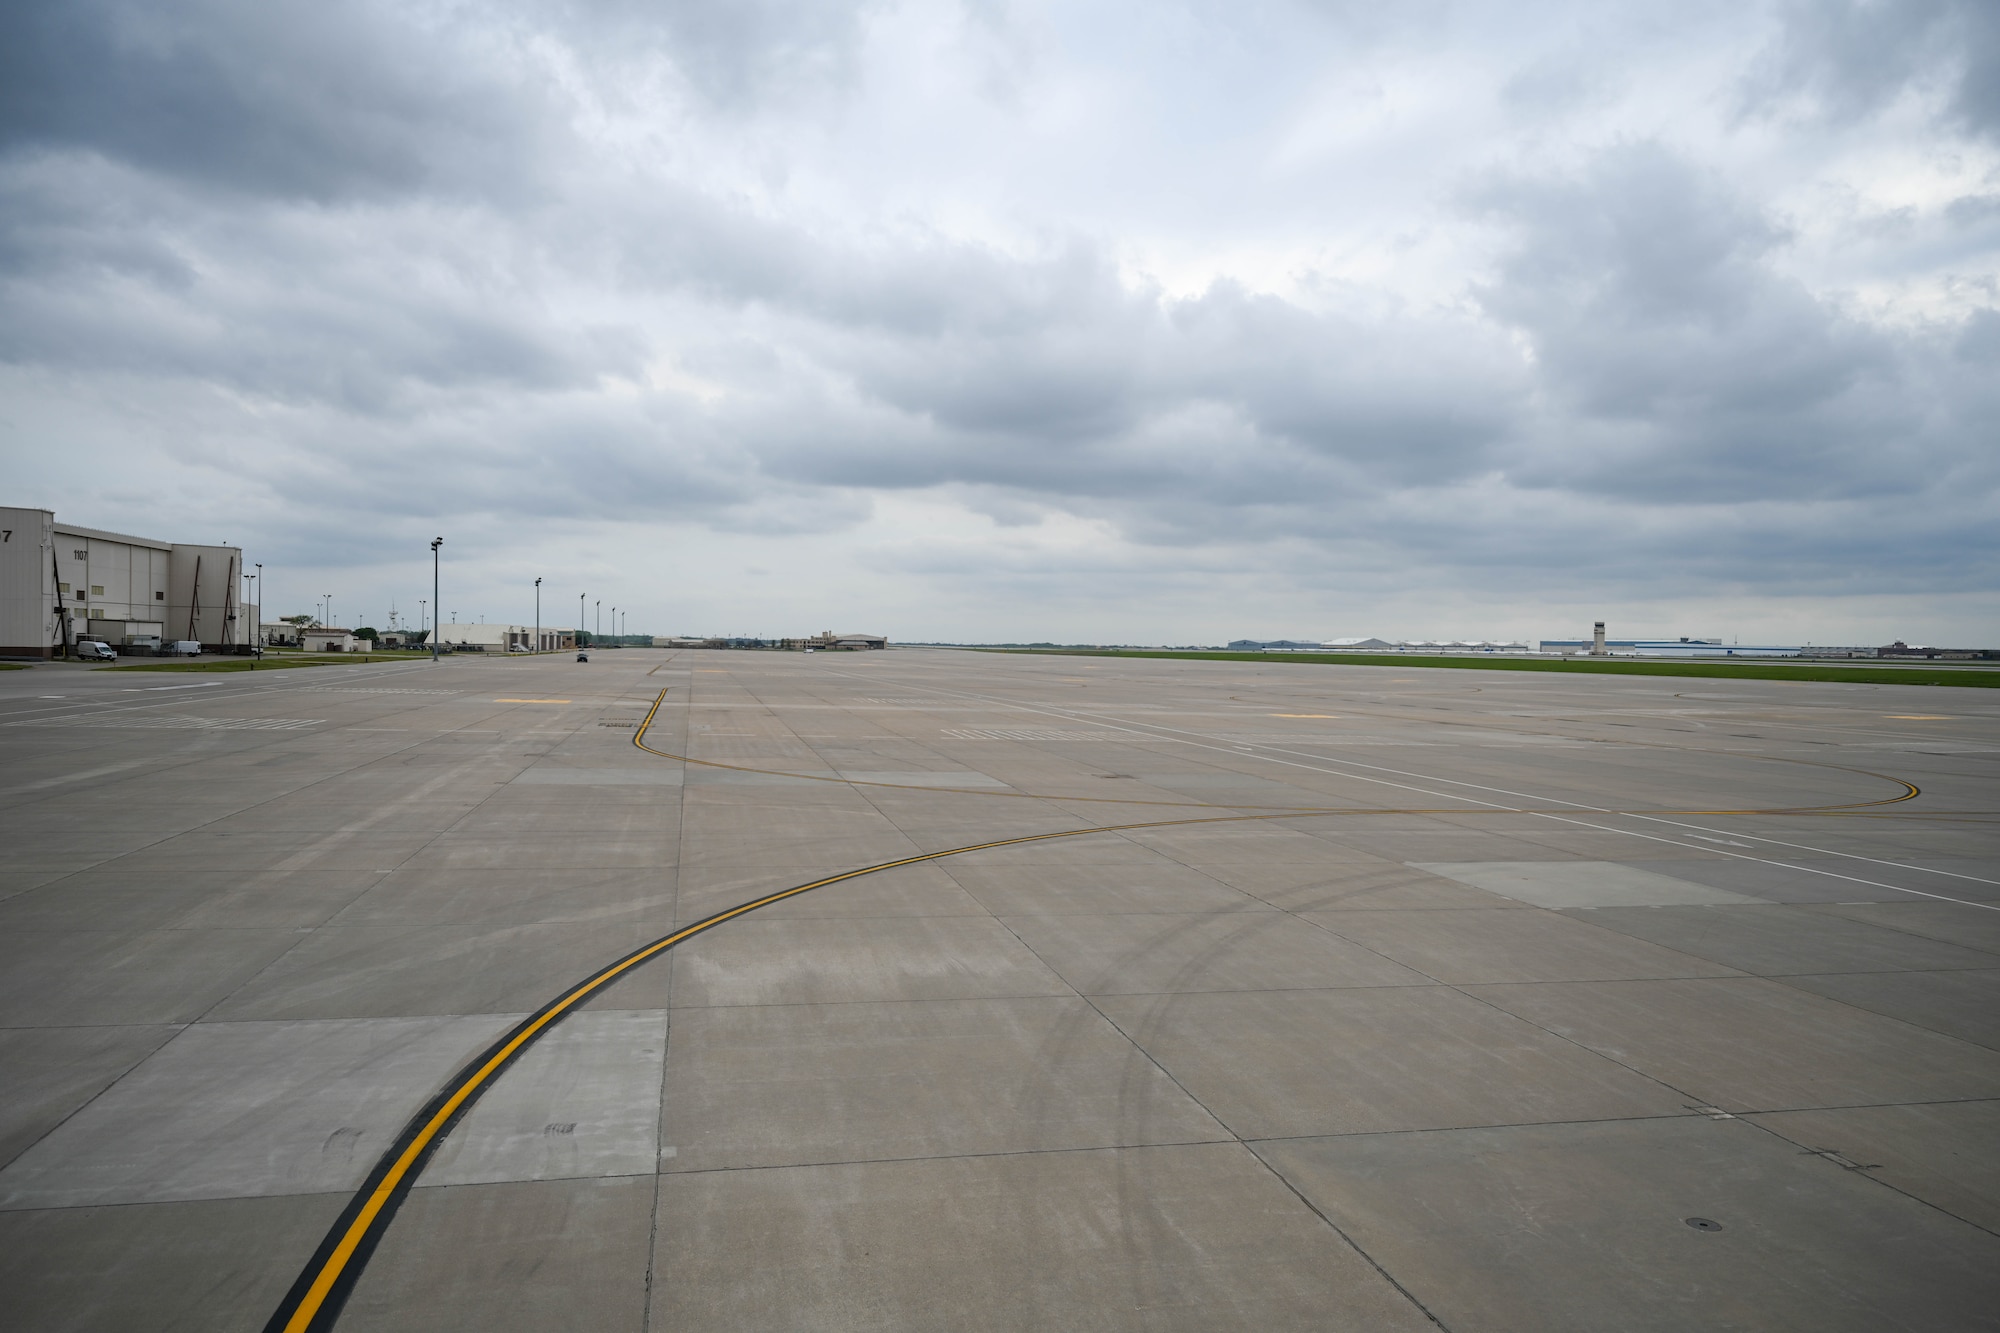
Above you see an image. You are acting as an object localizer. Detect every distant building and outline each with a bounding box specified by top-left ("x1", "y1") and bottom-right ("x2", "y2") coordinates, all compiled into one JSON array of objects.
[
  {"x1": 436, "y1": 623, "x2": 575, "y2": 652},
  {"x1": 1539, "y1": 637, "x2": 1800, "y2": 658},
  {"x1": 809, "y1": 631, "x2": 887, "y2": 650},
  {"x1": 1320, "y1": 637, "x2": 1533, "y2": 653},
  {"x1": 300, "y1": 627, "x2": 357, "y2": 652},
  {"x1": 648, "y1": 631, "x2": 889, "y2": 651},
  {"x1": 0, "y1": 506, "x2": 255, "y2": 657},
  {"x1": 1870, "y1": 641, "x2": 1997, "y2": 661}
]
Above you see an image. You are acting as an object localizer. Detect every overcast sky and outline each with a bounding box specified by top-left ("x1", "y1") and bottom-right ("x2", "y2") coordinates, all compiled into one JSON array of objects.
[{"x1": 3, "y1": 0, "x2": 1995, "y2": 644}]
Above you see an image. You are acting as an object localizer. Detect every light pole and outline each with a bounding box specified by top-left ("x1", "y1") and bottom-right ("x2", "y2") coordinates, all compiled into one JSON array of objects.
[
  {"x1": 595, "y1": 600, "x2": 601, "y2": 641},
  {"x1": 325, "y1": 595, "x2": 333, "y2": 631},
  {"x1": 419, "y1": 598, "x2": 427, "y2": 650},
  {"x1": 253, "y1": 563, "x2": 262, "y2": 659},
  {"x1": 429, "y1": 538, "x2": 443, "y2": 662},
  {"x1": 611, "y1": 606, "x2": 617, "y2": 645},
  {"x1": 578, "y1": 594, "x2": 584, "y2": 648},
  {"x1": 242, "y1": 570, "x2": 257, "y2": 663},
  {"x1": 534, "y1": 577, "x2": 541, "y2": 655}
]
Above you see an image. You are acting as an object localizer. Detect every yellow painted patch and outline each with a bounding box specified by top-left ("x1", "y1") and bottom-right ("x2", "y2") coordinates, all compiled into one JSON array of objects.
[
  {"x1": 1885, "y1": 714, "x2": 1952, "y2": 720},
  {"x1": 1271, "y1": 713, "x2": 1340, "y2": 718},
  {"x1": 496, "y1": 698, "x2": 570, "y2": 703}
]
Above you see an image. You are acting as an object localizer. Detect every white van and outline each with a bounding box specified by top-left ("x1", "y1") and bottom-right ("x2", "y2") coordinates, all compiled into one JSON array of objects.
[
  {"x1": 163, "y1": 641, "x2": 202, "y2": 657},
  {"x1": 75, "y1": 640, "x2": 117, "y2": 661}
]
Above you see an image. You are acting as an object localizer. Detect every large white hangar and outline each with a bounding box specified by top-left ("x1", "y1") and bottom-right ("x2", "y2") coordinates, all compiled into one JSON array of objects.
[{"x1": 0, "y1": 506, "x2": 256, "y2": 658}]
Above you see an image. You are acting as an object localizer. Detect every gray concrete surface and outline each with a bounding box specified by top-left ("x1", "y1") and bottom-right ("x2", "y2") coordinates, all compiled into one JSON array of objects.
[{"x1": 1, "y1": 647, "x2": 1996, "y2": 1328}]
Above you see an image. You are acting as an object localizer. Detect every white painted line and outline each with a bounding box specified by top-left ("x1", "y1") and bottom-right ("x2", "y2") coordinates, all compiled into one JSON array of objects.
[
  {"x1": 841, "y1": 669, "x2": 2000, "y2": 912},
  {"x1": 0, "y1": 758, "x2": 152, "y2": 797}
]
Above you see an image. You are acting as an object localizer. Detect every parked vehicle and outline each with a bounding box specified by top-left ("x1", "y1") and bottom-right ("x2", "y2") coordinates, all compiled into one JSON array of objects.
[
  {"x1": 163, "y1": 641, "x2": 202, "y2": 657},
  {"x1": 75, "y1": 640, "x2": 117, "y2": 660},
  {"x1": 576, "y1": 650, "x2": 589, "y2": 662}
]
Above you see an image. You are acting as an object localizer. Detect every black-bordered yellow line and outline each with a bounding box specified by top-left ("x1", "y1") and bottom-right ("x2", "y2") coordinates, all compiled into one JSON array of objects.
[
  {"x1": 632, "y1": 688, "x2": 1919, "y2": 817},
  {"x1": 263, "y1": 687, "x2": 1923, "y2": 1330},
  {"x1": 260, "y1": 802, "x2": 1383, "y2": 1332}
]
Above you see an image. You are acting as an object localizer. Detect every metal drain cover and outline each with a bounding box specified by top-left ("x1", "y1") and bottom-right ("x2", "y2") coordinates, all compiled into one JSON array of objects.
[{"x1": 1684, "y1": 1217, "x2": 1724, "y2": 1232}]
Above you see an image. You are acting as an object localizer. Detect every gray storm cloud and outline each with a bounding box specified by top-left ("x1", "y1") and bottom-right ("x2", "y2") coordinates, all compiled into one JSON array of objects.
[{"x1": 0, "y1": 0, "x2": 1994, "y2": 639}]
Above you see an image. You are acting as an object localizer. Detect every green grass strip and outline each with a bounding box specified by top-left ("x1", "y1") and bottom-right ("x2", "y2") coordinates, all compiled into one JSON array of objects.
[
  {"x1": 971, "y1": 648, "x2": 2000, "y2": 688},
  {"x1": 97, "y1": 655, "x2": 415, "y2": 672}
]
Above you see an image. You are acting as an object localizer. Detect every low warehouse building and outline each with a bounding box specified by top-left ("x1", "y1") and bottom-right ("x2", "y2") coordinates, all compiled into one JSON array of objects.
[
  {"x1": 0, "y1": 506, "x2": 256, "y2": 657},
  {"x1": 810, "y1": 631, "x2": 888, "y2": 650},
  {"x1": 434, "y1": 623, "x2": 575, "y2": 653},
  {"x1": 299, "y1": 628, "x2": 358, "y2": 652}
]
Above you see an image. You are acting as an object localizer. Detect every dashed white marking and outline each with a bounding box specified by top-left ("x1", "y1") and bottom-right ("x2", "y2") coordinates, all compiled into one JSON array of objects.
[
  {"x1": 942, "y1": 727, "x2": 1131, "y2": 741},
  {"x1": 302, "y1": 688, "x2": 462, "y2": 696},
  {"x1": 9, "y1": 714, "x2": 324, "y2": 731}
]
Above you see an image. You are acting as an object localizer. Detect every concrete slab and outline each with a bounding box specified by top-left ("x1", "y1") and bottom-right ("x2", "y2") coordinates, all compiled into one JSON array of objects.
[
  {"x1": 1119, "y1": 822, "x2": 1357, "y2": 860},
  {"x1": 682, "y1": 768, "x2": 838, "y2": 786},
  {"x1": 510, "y1": 767, "x2": 683, "y2": 785},
  {"x1": 1253, "y1": 1116, "x2": 2000, "y2": 1333},
  {"x1": 426, "y1": 1010, "x2": 667, "y2": 1186},
  {"x1": 1221, "y1": 860, "x2": 1527, "y2": 911},
  {"x1": 131, "y1": 828, "x2": 440, "y2": 869},
  {"x1": 836, "y1": 769, "x2": 1011, "y2": 787},
  {"x1": 327, "y1": 866, "x2": 675, "y2": 928},
  {"x1": 447, "y1": 803, "x2": 680, "y2": 839},
  {"x1": 946, "y1": 837, "x2": 1196, "y2": 867},
  {"x1": 660, "y1": 997, "x2": 1226, "y2": 1171},
  {"x1": 341, "y1": 1177, "x2": 655, "y2": 1333},
  {"x1": 650, "y1": 1144, "x2": 1437, "y2": 1332},
  {"x1": 942, "y1": 862, "x2": 1265, "y2": 915},
  {"x1": 0, "y1": 868, "x2": 71, "y2": 902},
  {"x1": 0, "y1": 1014, "x2": 513, "y2": 1208},
  {"x1": 5, "y1": 649, "x2": 1998, "y2": 1329},
  {"x1": 1000, "y1": 911, "x2": 1432, "y2": 994},
  {"x1": 0, "y1": 871, "x2": 229, "y2": 931},
  {"x1": 1613, "y1": 856, "x2": 1968, "y2": 905},
  {"x1": 671, "y1": 862, "x2": 986, "y2": 922},
  {"x1": 1776, "y1": 969, "x2": 2000, "y2": 1049},
  {"x1": 1413, "y1": 860, "x2": 1762, "y2": 908},
  {"x1": 0, "y1": 1192, "x2": 348, "y2": 1333},
  {"x1": 1571, "y1": 903, "x2": 2000, "y2": 975},
  {"x1": 210, "y1": 920, "x2": 677, "y2": 1020},
  {"x1": 0, "y1": 1026, "x2": 178, "y2": 1170},
  {"x1": 677, "y1": 827, "x2": 921, "y2": 869},
  {"x1": 1474, "y1": 976, "x2": 2000, "y2": 1111},
  {"x1": 166, "y1": 869, "x2": 393, "y2": 929},
  {"x1": 398, "y1": 832, "x2": 678, "y2": 870},
  {"x1": 0, "y1": 927, "x2": 309, "y2": 1026},
  {"x1": 198, "y1": 799, "x2": 498, "y2": 835},
  {"x1": 1746, "y1": 1099, "x2": 2000, "y2": 1232},
  {"x1": 1335, "y1": 831, "x2": 1597, "y2": 863},
  {"x1": 1094, "y1": 987, "x2": 1688, "y2": 1138},
  {"x1": 1312, "y1": 907, "x2": 1743, "y2": 983},
  {"x1": 1814, "y1": 900, "x2": 2000, "y2": 953},
  {"x1": 669, "y1": 915, "x2": 1068, "y2": 1007}
]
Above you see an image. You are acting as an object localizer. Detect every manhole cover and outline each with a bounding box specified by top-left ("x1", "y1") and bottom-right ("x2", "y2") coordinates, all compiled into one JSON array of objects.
[{"x1": 1684, "y1": 1217, "x2": 1723, "y2": 1232}]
